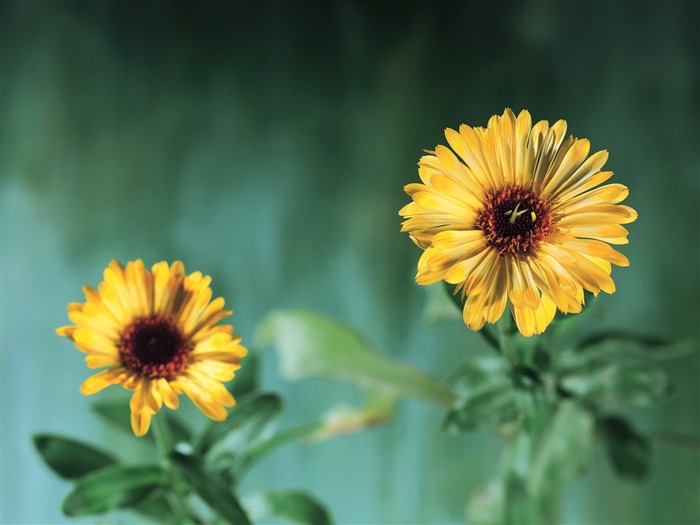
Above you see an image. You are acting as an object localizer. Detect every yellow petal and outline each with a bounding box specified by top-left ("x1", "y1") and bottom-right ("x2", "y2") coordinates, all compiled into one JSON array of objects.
[
  {"x1": 80, "y1": 370, "x2": 119, "y2": 395},
  {"x1": 131, "y1": 410, "x2": 152, "y2": 437}
]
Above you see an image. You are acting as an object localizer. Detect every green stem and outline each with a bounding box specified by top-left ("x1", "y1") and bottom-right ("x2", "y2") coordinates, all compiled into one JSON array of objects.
[
  {"x1": 497, "y1": 316, "x2": 518, "y2": 364},
  {"x1": 151, "y1": 415, "x2": 201, "y2": 525},
  {"x1": 479, "y1": 324, "x2": 501, "y2": 351}
]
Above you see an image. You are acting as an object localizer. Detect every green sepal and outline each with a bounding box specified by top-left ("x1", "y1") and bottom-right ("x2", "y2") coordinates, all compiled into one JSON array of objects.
[
  {"x1": 33, "y1": 434, "x2": 116, "y2": 480},
  {"x1": 171, "y1": 451, "x2": 251, "y2": 525},
  {"x1": 243, "y1": 490, "x2": 334, "y2": 525},
  {"x1": 598, "y1": 415, "x2": 651, "y2": 481},
  {"x1": 61, "y1": 464, "x2": 166, "y2": 516},
  {"x1": 194, "y1": 391, "x2": 282, "y2": 457}
]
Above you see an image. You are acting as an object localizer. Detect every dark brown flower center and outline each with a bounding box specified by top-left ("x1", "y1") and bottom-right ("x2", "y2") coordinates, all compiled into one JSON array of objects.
[
  {"x1": 476, "y1": 185, "x2": 552, "y2": 255},
  {"x1": 119, "y1": 316, "x2": 190, "y2": 379}
]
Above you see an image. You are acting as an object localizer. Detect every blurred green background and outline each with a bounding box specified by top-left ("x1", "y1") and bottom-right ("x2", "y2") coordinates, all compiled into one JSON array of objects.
[{"x1": 1, "y1": 1, "x2": 698, "y2": 523}]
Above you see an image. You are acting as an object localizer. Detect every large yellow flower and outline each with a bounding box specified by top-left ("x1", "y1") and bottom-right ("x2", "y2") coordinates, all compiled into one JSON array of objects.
[
  {"x1": 57, "y1": 260, "x2": 247, "y2": 436},
  {"x1": 400, "y1": 109, "x2": 637, "y2": 337}
]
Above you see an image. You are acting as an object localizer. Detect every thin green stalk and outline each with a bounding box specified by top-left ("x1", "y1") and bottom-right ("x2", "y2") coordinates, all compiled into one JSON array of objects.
[
  {"x1": 151, "y1": 414, "x2": 201, "y2": 525},
  {"x1": 497, "y1": 316, "x2": 518, "y2": 364}
]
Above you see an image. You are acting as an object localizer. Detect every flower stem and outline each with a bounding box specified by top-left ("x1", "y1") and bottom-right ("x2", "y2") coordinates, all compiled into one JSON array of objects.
[
  {"x1": 497, "y1": 316, "x2": 518, "y2": 364},
  {"x1": 151, "y1": 414, "x2": 202, "y2": 525}
]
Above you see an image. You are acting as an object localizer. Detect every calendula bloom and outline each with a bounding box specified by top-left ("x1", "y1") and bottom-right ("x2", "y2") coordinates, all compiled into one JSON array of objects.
[
  {"x1": 57, "y1": 260, "x2": 247, "y2": 436},
  {"x1": 400, "y1": 109, "x2": 636, "y2": 336}
]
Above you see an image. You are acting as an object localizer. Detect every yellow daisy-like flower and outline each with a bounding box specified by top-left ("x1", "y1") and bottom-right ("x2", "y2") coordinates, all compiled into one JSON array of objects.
[
  {"x1": 57, "y1": 260, "x2": 247, "y2": 436},
  {"x1": 400, "y1": 109, "x2": 637, "y2": 337}
]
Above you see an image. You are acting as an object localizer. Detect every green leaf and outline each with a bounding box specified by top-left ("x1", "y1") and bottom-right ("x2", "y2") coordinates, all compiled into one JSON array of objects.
[
  {"x1": 256, "y1": 309, "x2": 452, "y2": 405},
  {"x1": 443, "y1": 357, "x2": 518, "y2": 433},
  {"x1": 528, "y1": 401, "x2": 594, "y2": 522},
  {"x1": 228, "y1": 422, "x2": 322, "y2": 479},
  {"x1": 33, "y1": 434, "x2": 116, "y2": 479},
  {"x1": 243, "y1": 490, "x2": 333, "y2": 525},
  {"x1": 559, "y1": 359, "x2": 670, "y2": 406},
  {"x1": 62, "y1": 464, "x2": 166, "y2": 516},
  {"x1": 171, "y1": 452, "x2": 251, "y2": 525},
  {"x1": 194, "y1": 391, "x2": 282, "y2": 456},
  {"x1": 120, "y1": 486, "x2": 175, "y2": 522},
  {"x1": 467, "y1": 478, "x2": 506, "y2": 525},
  {"x1": 444, "y1": 387, "x2": 518, "y2": 434},
  {"x1": 91, "y1": 399, "x2": 192, "y2": 444},
  {"x1": 577, "y1": 331, "x2": 697, "y2": 361},
  {"x1": 598, "y1": 415, "x2": 651, "y2": 481}
]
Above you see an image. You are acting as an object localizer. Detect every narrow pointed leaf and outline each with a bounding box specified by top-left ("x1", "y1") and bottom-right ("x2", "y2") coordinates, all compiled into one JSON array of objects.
[
  {"x1": 195, "y1": 391, "x2": 282, "y2": 456},
  {"x1": 33, "y1": 434, "x2": 116, "y2": 479},
  {"x1": 62, "y1": 464, "x2": 166, "y2": 516}
]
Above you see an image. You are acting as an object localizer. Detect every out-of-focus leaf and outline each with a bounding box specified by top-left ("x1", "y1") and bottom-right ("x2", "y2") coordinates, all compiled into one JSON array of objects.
[
  {"x1": 62, "y1": 464, "x2": 166, "y2": 516},
  {"x1": 446, "y1": 357, "x2": 509, "y2": 398},
  {"x1": 598, "y1": 415, "x2": 651, "y2": 481},
  {"x1": 229, "y1": 351, "x2": 260, "y2": 399},
  {"x1": 91, "y1": 399, "x2": 191, "y2": 444},
  {"x1": 194, "y1": 392, "x2": 282, "y2": 456},
  {"x1": 243, "y1": 490, "x2": 333, "y2": 525},
  {"x1": 120, "y1": 486, "x2": 175, "y2": 522},
  {"x1": 578, "y1": 331, "x2": 697, "y2": 361},
  {"x1": 528, "y1": 401, "x2": 593, "y2": 522},
  {"x1": 229, "y1": 422, "x2": 322, "y2": 480},
  {"x1": 256, "y1": 310, "x2": 452, "y2": 405},
  {"x1": 443, "y1": 357, "x2": 518, "y2": 433},
  {"x1": 559, "y1": 360, "x2": 670, "y2": 406},
  {"x1": 33, "y1": 434, "x2": 116, "y2": 479},
  {"x1": 171, "y1": 452, "x2": 251, "y2": 525},
  {"x1": 467, "y1": 478, "x2": 506, "y2": 525},
  {"x1": 505, "y1": 474, "x2": 545, "y2": 525},
  {"x1": 311, "y1": 389, "x2": 396, "y2": 440},
  {"x1": 444, "y1": 387, "x2": 518, "y2": 434}
]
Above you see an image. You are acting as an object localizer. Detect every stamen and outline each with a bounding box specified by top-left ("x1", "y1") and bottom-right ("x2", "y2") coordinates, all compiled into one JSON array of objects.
[
  {"x1": 476, "y1": 185, "x2": 552, "y2": 255},
  {"x1": 507, "y1": 202, "x2": 529, "y2": 224}
]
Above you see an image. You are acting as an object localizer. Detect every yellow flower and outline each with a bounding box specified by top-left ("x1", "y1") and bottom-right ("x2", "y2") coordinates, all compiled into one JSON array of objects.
[
  {"x1": 57, "y1": 260, "x2": 247, "y2": 436},
  {"x1": 399, "y1": 109, "x2": 637, "y2": 337}
]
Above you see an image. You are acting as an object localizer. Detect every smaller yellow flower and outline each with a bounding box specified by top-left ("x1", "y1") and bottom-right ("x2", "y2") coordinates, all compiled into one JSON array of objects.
[{"x1": 57, "y1": 260, "x2": 247, "y2": 436}]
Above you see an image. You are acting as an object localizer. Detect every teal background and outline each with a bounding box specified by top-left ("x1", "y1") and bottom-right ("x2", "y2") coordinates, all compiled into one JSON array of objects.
[{"x1": 1, "y1": 1, "x2": 698, "y2": 524}]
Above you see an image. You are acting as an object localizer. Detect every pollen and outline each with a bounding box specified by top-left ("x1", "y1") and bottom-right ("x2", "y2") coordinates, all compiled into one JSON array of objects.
[
  {"x1": 119, "y1": 316, "x2": 191, "y2": 379},
  {"x1": 476, "y1": 185, "x2": 552, "y2": 255}
]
